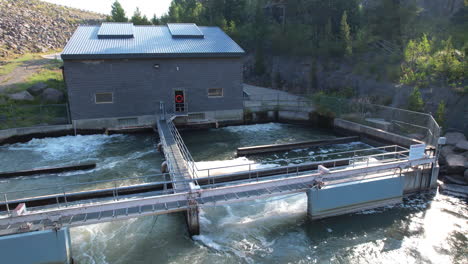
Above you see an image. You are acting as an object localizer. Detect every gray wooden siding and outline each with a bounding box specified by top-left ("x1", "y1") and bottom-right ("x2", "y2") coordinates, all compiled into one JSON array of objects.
[{"x1": 63, "y1": 58, "x2": 243, "y2": 120}]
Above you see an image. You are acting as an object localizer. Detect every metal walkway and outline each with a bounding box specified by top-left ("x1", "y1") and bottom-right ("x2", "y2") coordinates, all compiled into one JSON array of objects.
[
  {"x1": 0, "y1": 147, "x2": 435, "y2": 236},
  {"x1": 0, "y1": 103, "x2": 437, "y2": 236},
  {"x1": 156, "y1": 118, "x2": 192, "y2": 192}
]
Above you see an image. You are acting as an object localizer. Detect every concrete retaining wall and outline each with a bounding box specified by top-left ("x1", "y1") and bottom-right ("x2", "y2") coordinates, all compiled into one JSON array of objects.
[
  {"x1": 0, "y1": 228, "x2": 72, "y2": 264},
  {"x1": 403, "y1": 165, "x2": 438, "y2": 193},
  {"x1": 307, "y1": 175, "x2": 405, "y2": 220},
  {"x1": 0, "y1": 124, "x2": 73, "y2": 144},
  {"x1": 334, "y1": 118, "x2": 423, "y2": 148}
]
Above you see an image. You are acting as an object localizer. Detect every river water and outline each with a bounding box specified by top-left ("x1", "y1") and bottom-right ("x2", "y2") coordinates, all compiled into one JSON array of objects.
[{"x1": 0, "y1": 123, "x2": 466, "y2": 264}]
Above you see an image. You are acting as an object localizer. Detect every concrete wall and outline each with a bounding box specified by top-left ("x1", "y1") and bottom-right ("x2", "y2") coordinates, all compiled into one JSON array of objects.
[
  {"x1": 334, "y1": 118, "x2": 423, "y2": 148},
  {"x1": 63, "y1": 57, "x2": 244, "y2": 121},
  {"x1": 403, "y1": 165, "x2": 438, "y2": 193},
  {"x1": 0, "y1": 124, "x2": 73, "y2": 144},
  {"x1": 0, "y1": 228, "x2": 72, "y2": 264},
  {"x1": 307, "y1": 175, "x2": 405, "y2": 220}
]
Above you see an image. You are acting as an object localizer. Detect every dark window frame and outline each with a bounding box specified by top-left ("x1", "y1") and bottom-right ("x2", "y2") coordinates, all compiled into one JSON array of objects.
[
  {"x1": 95, "y1": 92, "x2": 113, "y2": 104},
  {"x1": 208, "y1": 88, "x2": 223, "y2": 98}
]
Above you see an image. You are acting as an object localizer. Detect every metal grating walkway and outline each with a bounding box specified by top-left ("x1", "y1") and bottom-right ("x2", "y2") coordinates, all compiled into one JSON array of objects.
[{"x1": 156, "y1": 119, "x2": 192, "y2": 192}]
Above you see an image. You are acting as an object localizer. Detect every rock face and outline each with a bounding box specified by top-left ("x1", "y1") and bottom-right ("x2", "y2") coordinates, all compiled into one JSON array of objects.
[
  {"x1": 27, "y1": 82, "x2": 48, "y2": 96},
  {"x1": 7, "y1": 91, "x2": 34, "y2": 101},
  {"x1": 445, "y1": 154, "x2": 466, "y2": 174},
  {"x1": 444, "y1": 132, "x2": 467, "y2": 146},
  {"x1": 0, "y1": 0, "x2": 105, "y2": 58},
  {"x1": 439, "y1": 132, "x2": 468, "y2": 186},
  {"x1": 454, "y1": 140, "x2": 468, "y2": 152},
  {"x1": 40, "y1": 88, "x2": 64, "y2": 103}
]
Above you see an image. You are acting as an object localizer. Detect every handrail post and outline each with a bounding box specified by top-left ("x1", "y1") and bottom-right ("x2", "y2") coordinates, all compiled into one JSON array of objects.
[
  {"x1": 4, "y1": 194, "x2": 10, "y2": 216},
  {"x1": 63, "y1": 187, "x2": 68, "y2": 207}
]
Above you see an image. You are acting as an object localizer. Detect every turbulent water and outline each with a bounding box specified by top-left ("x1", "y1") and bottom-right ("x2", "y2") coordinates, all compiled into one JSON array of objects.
[{"x1": 0, "y1": 123, "x2": 466, "y2": 264}]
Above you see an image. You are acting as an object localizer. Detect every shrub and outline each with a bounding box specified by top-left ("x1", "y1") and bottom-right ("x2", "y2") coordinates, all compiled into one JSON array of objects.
[
  {"x1": 435, "y1": 100, "x2": 446, "y2": 128},
  {"x1": 407, "y1": 87, "x2": 424, "y2": 112}
]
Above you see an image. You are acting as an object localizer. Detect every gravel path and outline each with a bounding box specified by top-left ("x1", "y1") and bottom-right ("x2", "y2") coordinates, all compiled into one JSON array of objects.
[{"x1": 0, "y1": 58, "x2": 51, "y2": 92}]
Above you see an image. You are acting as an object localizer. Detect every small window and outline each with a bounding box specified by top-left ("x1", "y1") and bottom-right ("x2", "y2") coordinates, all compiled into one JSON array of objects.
[
  {"x1": 208, "y1": 88, "x2": 223, "y2": 97},
  {"x1": 95, "y1": 92, "x2": 113, "y2": 104}
]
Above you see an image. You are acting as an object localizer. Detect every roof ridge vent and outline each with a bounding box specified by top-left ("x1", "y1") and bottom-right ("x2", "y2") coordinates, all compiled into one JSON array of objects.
[
  {"x1": 98, "y1": 22, "x2": 134, "y2": 39},
  {"x1": 167, "y1": 23, "x2": 204, "y2": 38}
]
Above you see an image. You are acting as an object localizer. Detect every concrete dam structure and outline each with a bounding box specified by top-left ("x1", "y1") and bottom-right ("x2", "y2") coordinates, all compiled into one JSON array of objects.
[{"x1": 0, "y1": 96, "x2": 442, "y2": 264}]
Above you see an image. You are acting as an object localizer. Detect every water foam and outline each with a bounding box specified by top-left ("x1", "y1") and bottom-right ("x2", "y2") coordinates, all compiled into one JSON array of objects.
[
  {"x1": 223, "y1": 122, "x2": 284, "y2": 133},
  {"x1": 8, "y1": 134, "x2": 126, "y2": 160}
]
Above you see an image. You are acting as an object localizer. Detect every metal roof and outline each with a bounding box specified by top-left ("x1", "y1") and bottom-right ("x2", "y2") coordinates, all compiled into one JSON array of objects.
[
  {"x1": 61, "y1": 24, "x2": 245, "y2": 60},
  {"x1": 167, "y1": 23, "x2": 204, "y2": 38},
  {"x1": 97, "y1": 23, "x2": 134, "y2": 39}
]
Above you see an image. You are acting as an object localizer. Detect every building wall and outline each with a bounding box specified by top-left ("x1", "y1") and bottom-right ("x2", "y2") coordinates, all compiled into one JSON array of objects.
[{"x1": 63, "y1": 57, "x2": 243, "y2": 122}]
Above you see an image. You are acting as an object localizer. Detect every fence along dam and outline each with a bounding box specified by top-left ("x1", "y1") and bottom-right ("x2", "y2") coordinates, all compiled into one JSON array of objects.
[{"x1": 0, "y1": 95, "x2": 448, "y2": 264}]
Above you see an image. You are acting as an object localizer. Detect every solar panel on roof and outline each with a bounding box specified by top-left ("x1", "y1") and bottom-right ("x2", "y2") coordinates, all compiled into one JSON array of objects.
[
  {"x1": 98, "y1": 23, "x2": 134, "y2": 39},
  {"x1": 167, "y1": 23, "x2": 204, "y2": 38}
]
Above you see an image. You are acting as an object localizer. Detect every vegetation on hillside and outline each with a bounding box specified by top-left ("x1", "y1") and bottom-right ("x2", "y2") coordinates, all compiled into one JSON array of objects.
[{"x1": 106, "y1": 0, "x2": 466, "y2": 94}]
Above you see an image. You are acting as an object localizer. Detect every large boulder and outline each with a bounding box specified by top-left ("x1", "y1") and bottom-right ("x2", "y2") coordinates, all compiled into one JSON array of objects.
[
  {"x1": 40, "y1": 88, "x2": 64, "y2": 103},
  {"x1": 445, "y1": 175, "x2": 467, "y2": 185},
  {"x1": 465, "y1": 169, "x2": 468, "y2": 183},
  {"x1": 26, "y1": 82, "x2": 48, "y2": 96},
  {"x1": 445, "y1": 154, "x2": 467, "y2": 174},
  {"x1": 440, "y1": 145, "x2": 455, "y2": 165},
  {"x1": 7, "y1": 91, "x2": 34, "y2": 101},
  {"x1": 444, "y1": 132, "x2": 466, "y2": 146},
  {"x1": 454, "y1": 140, "x2": 468, "y2": 152}
]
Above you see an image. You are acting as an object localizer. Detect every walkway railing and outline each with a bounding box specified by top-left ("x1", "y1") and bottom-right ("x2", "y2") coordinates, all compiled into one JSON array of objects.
[
  {"x1": 0, "y1": 145, "x2": 412, "y2": 216},
  {"x1": 244, "y1": 93, "x2": 441, "y2": 147},
  {"x1": 196, "y1": 145, "x2": 409, "y2": 180}
]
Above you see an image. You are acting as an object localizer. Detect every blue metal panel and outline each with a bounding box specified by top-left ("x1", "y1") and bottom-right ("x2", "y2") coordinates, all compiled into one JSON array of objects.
[
  {"x1": 168, "y1": 23, "x2": 204, "y2": 38},
  {"x1": 0, "y1": 228, "x2": 72, "y2": 264},
  {"x1": 62, "y1": 24, "x2": 245, "y2": 59},
  {"x1": 309, "y1": 175, "x2": 404, "y2": 217},
  {"x1": 97, "y1": 22, "x2": 134, "y2": 39}
]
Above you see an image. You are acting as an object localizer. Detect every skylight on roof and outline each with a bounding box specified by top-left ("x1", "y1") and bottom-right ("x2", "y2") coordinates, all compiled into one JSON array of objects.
[
  {"x1": 98, "y1": 23, "x2": 134, "y2": 39},
  {"x1": 167, "y1": 23, "x2": 204, "y2": 38}
]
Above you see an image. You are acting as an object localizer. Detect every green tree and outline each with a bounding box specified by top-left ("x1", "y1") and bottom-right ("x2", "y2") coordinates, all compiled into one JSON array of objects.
[
  {"x1": 151, "y1": 14, "x2": 161, "y2": 25},
  {"x1": 340, "y1": 11, "x2": 352, "y2": 57},
  {"x1": 433, "y1": 37, "x2": 464, "y2": 83},
  {"x1": 436, "y1": 100, "x2": 446, "y2": 128},
  {"x1": 400, "y1": 35, "x2": 432, "y2": 86},
  {"x1": 131, "y1": 8, "x2": 152, "y2": 25},
  {"x1": 108, "y1": 1, "x2": 128, "y2": 22},
  {"x1": 408, "y1": 87, "x2": 424, "y2": 112}
]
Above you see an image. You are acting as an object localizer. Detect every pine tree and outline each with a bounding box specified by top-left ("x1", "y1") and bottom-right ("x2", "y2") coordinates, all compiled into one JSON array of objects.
[
  {"x1": 109, "y1": 1, "x2": 128, "y2": 22},
  {"x1": 436, "y1": 100, "x2": 446, "y2": 128},
  {"x1": 151, "y1": 14, "x2": 161, "y2": 25},
  {"x1": 408, "y1": 87, "x2": 424, "y2": 112},
  {"x1": 340, "y1": 11, "x2": 352, "y2": 57},
  {"x1": 131, "y1": 8, "x2": 152, "y2": 25}
]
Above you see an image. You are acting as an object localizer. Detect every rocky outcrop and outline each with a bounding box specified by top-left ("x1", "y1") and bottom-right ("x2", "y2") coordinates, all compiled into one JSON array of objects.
[
  {"x1": 0, "y1": 0, "x2": 105, "y2": 58},
  {"x1": 445, "y1": 132, "x2": 467, "y2": 146},
  {"x1": 455, "y1": 140, "x2": 468, "y2": 152},
  {"x1": 440, "y1": 132, "x2": 468, "y2": 187}
]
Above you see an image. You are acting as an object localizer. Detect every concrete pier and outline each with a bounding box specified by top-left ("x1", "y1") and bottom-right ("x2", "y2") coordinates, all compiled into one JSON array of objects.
[
  {"x1": 186, "y1": 203, "x2": 200, "y2": 236},
  {"x1": 0, "y1": 228, "x2": 72, "y2": 264}
]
